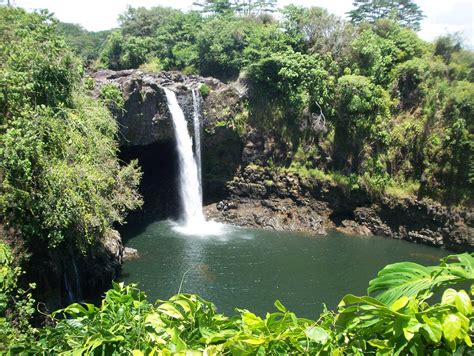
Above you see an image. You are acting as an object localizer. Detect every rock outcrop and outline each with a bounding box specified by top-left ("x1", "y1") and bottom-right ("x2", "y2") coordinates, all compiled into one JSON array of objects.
[
  {"x1": 205, "y1": 165, "x2": 473, "y2": 252},
  {"x1": 92, "y1": 69, "x2": 245, "y2": 220},
  {"x1": 91, "y1": 69, "x2": 244, "y2": 147},
  {"x1": 80, "y1": 229, "x2": 124, "y2": 298}
]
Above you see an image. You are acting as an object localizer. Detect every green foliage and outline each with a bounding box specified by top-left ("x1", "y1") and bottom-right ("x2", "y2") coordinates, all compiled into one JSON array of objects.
[
  {"x1": 104, "y1": 6, "x2": 203, "y2": 72},
  {"x1": 337, "y1": 253, "x2": 474, "y2": 354},
  {"x1": 281, "y1": 5, "x2": 353, "y2": 62},
  {"x1": 100, "y1": 83, "x2": 125, "y2": 111},
  {"x1": 193, "y1": 0, "x2": 234, "y2": 15},
  {"x1": 333, "y1": 75, "x2": 390, "y2": 174},
  {"x1": 351, "y1": 22, "x2": 427, "y2": 87},
  {"x1": 336, "y1": 288, "x2": 472, "y2": 354},
  {"x1": 359, "y1": 160, "x2": 392, "y2": 198},
  {"x1": 368, "y1": 253, "x2": 474, "y2": 304},
  {"x1": 247, "y1": 49, "x2": 333, "y2": 145},
  {"x1": 6, "y1": 254, "x2": 473, "y2": 354},
  {"x1": 99, "y1": 31, "x2": 152, "y2": 70},
  {"x1": 57, "y1": 22, "x2": 109, "y2": 63},
  {"x1": 193, "y1": 0, "x2": 277, "y2": 16},
  {"x1": 1, "y1": 95, "x2": 142, "y2": 250},
  {"x1": 119, "y1": 6, "x2": 183, "y2": 37},
  {"x1": 0, "y1": 242, "x2": 36, "y2": 352},
  {"x1": 197, "y1": 17, "x2": 259, "y2": 80},
  {"x1": 199, "y1": 83, "x2": 211, "y2": 98},
  {"x1": 385, "y1": 180, "x2": 420, "y2": 199},
  {"x1": 83, "y1": 75, "x2": 95, "y2": 90},
  {"x1": 0, "y1": 7, "x2": 142, "y2": 252},
  {"x1": 139, "y1": 57, "x2": 163, "y2": 73},
  {"x1": 434, "y1": 33, "x2": 463, "y2": 64},
  {"x1": 0, "y1": 8, "x2": 80, "y2": 118}
]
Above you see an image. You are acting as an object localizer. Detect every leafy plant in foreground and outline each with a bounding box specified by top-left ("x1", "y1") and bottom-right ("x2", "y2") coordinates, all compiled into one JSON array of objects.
[
  {"x1": 368, "y1": 253, "x2": 474, "y2": 304},
  {"x1": 7, "y1": 253, "x2": 472, "y2": 354}
]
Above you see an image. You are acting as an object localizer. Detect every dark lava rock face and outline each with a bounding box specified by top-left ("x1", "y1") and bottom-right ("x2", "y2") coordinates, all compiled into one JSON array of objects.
[
  {"x1": 205, "y1": 165, "x2": 473, "y2": 252},
  {"x1": 91, "y1": 69, "x2": 245, "y2": 147}
]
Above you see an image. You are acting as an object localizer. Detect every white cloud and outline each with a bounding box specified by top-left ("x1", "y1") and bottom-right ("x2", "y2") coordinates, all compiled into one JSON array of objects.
[
  {"x1": 12, "y1": 0, "x2": 474, "y2": 48},
  {"x1": 416, "y1": 0, "x2": 473, "y2": 47}
]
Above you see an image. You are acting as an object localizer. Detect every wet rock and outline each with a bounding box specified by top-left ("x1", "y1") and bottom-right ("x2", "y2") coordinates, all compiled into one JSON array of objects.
[
  {"x1": 205, "y1": 164, "x2": 473, "y2": 251},
  {"x1": 123, "y1": 247, "x2": 140, "y2": 261},
  {"x1": 91, "y1": 69, "x2": 244, "y2": 147},
  {"x1": 336, "y1": 220, "x2": 373, "y2": 236}
]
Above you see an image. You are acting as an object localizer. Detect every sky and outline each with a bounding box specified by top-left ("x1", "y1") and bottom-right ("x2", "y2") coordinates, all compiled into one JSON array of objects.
[{"x1": 11, "y1": 0, "x2": 474, "y2": 48}]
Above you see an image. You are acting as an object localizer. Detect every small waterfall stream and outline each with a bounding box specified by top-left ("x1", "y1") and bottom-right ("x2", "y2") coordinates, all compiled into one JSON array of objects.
[
  {"x1": 164, "y1": 87, "x2": 223, "y2": 236},
  {"x1": 64, "y1": 258, "x2": 82, "y2": 303},
  {"x1": 192, "y1": 89, "x2": 202, "y2": 199}
]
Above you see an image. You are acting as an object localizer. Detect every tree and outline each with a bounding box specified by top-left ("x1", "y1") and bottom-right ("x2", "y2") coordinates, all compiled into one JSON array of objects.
[
  {"x1": 348, "y1": 0, "x2": 424, "y2": 31},
  {"x1": 281, "y1": 5, "x2": 353, "y2": 57},
  {"x1": 193, "y1": 0, "x2": 233, "y2": 15},
  {"x1": 333, "y1": 75, "x2": 390, "y2": 173},
  {"x1": 233, "y1": 0, "x2": 277, "y2": 15},
  {"x1": 57, "y1": 22, "x2": 110, "y2": 62},
  {"x1": 193, "y1": 0, "x2": 276, "y2": 16},
  {"x1": 0, "y1": 7, "x2": 142, "y2": 251},
  {"x1": 118, "y1": 6, "x2": 183, "y2": 37},
  {"x1": 434, "y1": 33, "x2": 463, "y2": 64}
]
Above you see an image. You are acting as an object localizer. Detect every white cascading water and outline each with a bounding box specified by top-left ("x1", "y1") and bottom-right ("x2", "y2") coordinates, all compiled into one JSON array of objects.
[
  {"x1": 164, "y1": 87, "x2": 222, "y2": 235},
  {"x1": 192, "y1": 89, "x2": 202, "y2": 199}
]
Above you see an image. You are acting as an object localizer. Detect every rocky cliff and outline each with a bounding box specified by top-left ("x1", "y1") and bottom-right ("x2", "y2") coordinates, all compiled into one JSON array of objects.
[
  {"x1": 93, "y1": 69, "x2": 472, "y2": 252},
  {"x1": 91, "y1": 69, "x2": 244, "y2": 220},
  {"x1": 205, "y1": 165, "x2": 473, "y2": 252},
  {"x1": 91, "y1": 69, "x2": 244, "y2": 147}
]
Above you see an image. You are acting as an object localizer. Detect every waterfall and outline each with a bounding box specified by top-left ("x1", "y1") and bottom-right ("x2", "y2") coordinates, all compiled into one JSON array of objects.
[
  {"x1": 192, "y1": 89, "x2": 202, "y2": 198},
  {"x1": 164, "y1": 88, "x2": 205, "y2": 226},
  {"x1": 64, "y1": 258, "x2": 82, "y2": 303},
  {"x1": 164, "y1": 87, "x2": 223, "y2": 236}
]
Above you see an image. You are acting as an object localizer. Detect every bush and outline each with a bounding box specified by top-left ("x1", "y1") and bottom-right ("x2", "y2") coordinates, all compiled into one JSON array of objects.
[
  {"x1": 0, "y1": 7, "x2": 142, "y2": 251},
  {"x1": 9, "y1": 254, "x2": 473, "y2": 354},
  {"x1": 199, "y1": 83, "x2": 211, "y2": 98},
  {"x1": 99, "y1": 83, "x2": 125, "y2": 111},
  {"x1": 138, "y1": 57, "x2": 163, "y2": 73},
  {"x1": 333, "y1": 75, "x2": 391, "y2": 174},
  {"x1": 0, "y1": 243, "x2": 35, "y2": 352}
]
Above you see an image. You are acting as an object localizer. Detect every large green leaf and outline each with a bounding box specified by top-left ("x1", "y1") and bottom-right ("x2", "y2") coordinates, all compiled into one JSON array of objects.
[{"x1": 368, "y1": 253, "x2": 474, "y2": 305}]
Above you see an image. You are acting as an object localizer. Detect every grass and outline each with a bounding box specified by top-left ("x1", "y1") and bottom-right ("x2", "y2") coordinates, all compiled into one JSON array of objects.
[{"x1": 385, "y1": 180, "x2": 420, "y2": 199}]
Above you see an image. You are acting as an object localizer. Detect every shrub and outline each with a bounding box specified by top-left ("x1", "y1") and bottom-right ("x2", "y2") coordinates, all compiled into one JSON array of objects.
[
  {"x1": 99, "y1": 83, "x2": 125, "y2": 110},
  {"x1": 199, "y1": 83, "x2": 211, "y2": 98},
  {"x1": 0, "y1": 7, "x2": 142, "y2": 251},
  {"x1": 10, "y1": 254, "x2": 473, "y2": 354},
  {"x1": 0, "y1": 243, "x2": 36, "y2": 352}
]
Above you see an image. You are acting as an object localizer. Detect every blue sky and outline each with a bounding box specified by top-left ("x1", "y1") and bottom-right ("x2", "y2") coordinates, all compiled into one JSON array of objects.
[{"x1": 11, "y1": 0, "x2": 474, "y2": 48}]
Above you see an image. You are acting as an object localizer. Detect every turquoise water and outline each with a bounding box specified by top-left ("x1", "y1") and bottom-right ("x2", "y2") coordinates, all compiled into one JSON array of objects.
[{"x1": 120, "y1": 221, "x2": 449, "y2": 318}]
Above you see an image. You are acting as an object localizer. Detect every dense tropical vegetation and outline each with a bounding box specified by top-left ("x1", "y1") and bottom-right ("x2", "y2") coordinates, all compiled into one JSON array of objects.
[
  {"x1": 90, "y1": 0, "x2": 473, "y2": 205},
  {"x1": 0, "y1": 4, "x2": 142, "y2": 346},
  {"x1": 0, "y1": 6, "x2": 142, "y2": 251},
  {"x1": 0, "y1": 0, "x2": 473, "y2": 353}
]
